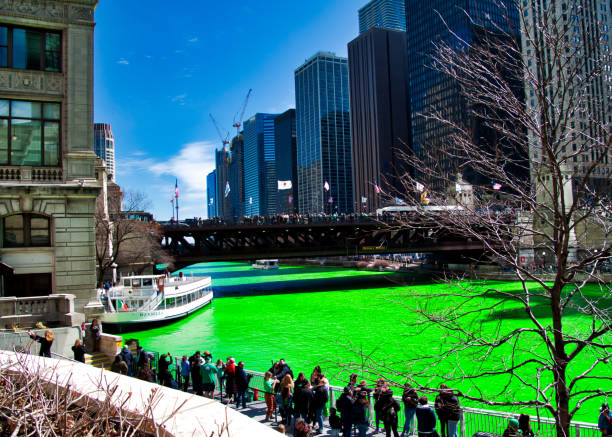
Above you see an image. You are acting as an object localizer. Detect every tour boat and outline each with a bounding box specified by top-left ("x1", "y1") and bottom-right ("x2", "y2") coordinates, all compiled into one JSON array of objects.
[
  {"x1": 252, "y1": 259, "x2": 279, "y2": 270},
  {"x1": 96, "y1": 274, "x2": 213, "y2": 333}
]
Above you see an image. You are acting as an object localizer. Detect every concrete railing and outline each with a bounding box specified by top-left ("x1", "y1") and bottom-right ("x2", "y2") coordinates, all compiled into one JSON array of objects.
[
  {"x1": 0, "y1": 326, "x2": 82, "y2": 358},
  {"x1": 0, "y1": 294, "x2": 84, "y2": 329}
]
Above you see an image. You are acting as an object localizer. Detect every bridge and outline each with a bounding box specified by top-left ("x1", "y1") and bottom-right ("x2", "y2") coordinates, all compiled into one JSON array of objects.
[{"x1": 161, "y1": 217, "x2": 487, "y2": 266}]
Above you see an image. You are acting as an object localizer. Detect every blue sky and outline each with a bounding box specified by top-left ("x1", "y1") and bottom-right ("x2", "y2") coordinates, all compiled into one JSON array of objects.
[{"x1": 94, "y1": 0, "x2": 365, "y2": 219}]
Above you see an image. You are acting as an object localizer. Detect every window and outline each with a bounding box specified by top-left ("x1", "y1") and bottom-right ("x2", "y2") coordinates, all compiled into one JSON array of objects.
[
  {"x1": 0, "y1": 99, "x2": 60, "y2": 166},
  {"x1": 1, "y1": 213, "x2": 50, "y2": 247},
  {"x1": 0, "y1": 25, "x2": 61, "y2": 72}
]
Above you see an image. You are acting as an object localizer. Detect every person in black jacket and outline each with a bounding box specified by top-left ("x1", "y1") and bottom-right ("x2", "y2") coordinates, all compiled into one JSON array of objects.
[
  {"x1": 310, "y1": 377, "x2": 329, "y2": 434},
  {"x1": 270, "y1": 358, "x2": 294, "y2": 391},
  {"x1": 401, "y1": 384, "x2": 419, "y2": 437},
  {"x1": 235, "y1": 361, "x2": 250, "y2": 409},
  {"x1": 28, "y1": 330, "x2": 53, "y2": 358},
  {"x1": 416, "y1": 396, "x2": 437, "y2": 437},
  {"x1": 190, "y1": 351, "x2": 203, "y2": 396},
  {"x1": 435, "y1": 384, "x2": 450, "y2": 437},
  {"x1": 379, "y1": 389, "x2": 401, "y2": 437},
  {"x1": 72, "y1": 338, "x2": 86, "y2": 363},
  {"x1": 119, "y1": 347, "x2": 134, "y2": 376},
  {"x1": 442, "y1": 389, "x2": 460, "y2": 437},
  {"x1": 336, "y1": 387, "x2": 354, "y2": 437},
  {"x1": 294, "y1": 380, "x2": 314, "y2": 425}
]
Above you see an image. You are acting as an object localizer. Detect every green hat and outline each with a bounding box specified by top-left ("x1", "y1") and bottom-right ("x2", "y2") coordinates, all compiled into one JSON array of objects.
[{"x1": 509, "y1": 419, "x2": 519, "y2": 428}]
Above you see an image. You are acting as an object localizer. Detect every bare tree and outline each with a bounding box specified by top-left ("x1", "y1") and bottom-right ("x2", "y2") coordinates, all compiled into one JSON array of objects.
[
  {"x1": 95, "y1": 190, "x2": 173, "y2": 285},
  {"x1": 352, "y1": 2, "x2": 612, "y2": 436}
]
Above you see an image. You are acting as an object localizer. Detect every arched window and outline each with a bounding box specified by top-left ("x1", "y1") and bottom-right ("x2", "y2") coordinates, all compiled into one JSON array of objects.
[{"x1": 2, "y1": 213, "x2": 50, "y2": 247}]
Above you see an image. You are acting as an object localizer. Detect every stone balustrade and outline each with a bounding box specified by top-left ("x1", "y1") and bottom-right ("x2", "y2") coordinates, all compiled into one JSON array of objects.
[
  {"x1": 0, "y1": 294, "x2": 84, "y2": 329},
  {"x1": 0, "y1": 166, "x2": 63, "y2": 183}
]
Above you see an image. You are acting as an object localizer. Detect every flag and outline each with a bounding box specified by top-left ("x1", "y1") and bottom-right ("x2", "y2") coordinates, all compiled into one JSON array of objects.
[
  {"x1": 249, "y1": 197, "x2": 253, "y2": 204},
  {"x1": 278, "y1": 180, "x2": 292, "y2": 190},
  {"x1": 328, "y1": 196, "x2": 333, "y2": 203},
  {"x1": 324, "y1": 181, "x2": 330, "y2": 191},
  {"x1": 456, "y1": 183, "x2": 462, "y2": 193},
  {"x1": 174, "y1": 179, "x2": 179, "y2": 198},
  {"x1": 416, "y1": 181, "x2": 425, "y2": 192},
  {"x1": 361, "y1": 196, "x2": 368, "y2": 204},
  {"x1": 374, "y1": 182, "x2": 381, "y2": 194},
  {"x1": 492, "y1": 182, "x2": 502, "y2": 190},
  {"x1": 224, "y1": 181, "x2": 231, "y2": 198},
  {"x1": 209, "y1": 197, "x2": 213, "y2": 205},
  {"x1": 117, "y1": 299, "x2": 128, "y2": 311},
  {"x1": 395, "y1": 197, "x2": 404, "y2": 205}
]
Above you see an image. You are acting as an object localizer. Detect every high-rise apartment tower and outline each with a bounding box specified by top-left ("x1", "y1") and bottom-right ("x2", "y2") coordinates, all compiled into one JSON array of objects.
[
  {"x1": 359, "y1": 0, "x2": 406, "y2": 33},
  {"x1": 94, "y1": 123, "x2": 116, "y2": 181}
]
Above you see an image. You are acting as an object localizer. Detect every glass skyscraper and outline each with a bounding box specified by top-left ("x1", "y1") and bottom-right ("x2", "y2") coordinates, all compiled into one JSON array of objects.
[
  {"x1": 295, "y1": 52, "x2": 352, "y2": 214},
  {"x1": 274, "y1": 109, "x2": 298, "y2": 214},
  {"x1": 406, "y1": 0, "x2": 521, "y2": 187},
  {"x1": 227, "y1": 133, "x2": 244, "y2": 220},
  {"x1": 215, "y1": 148, "x2": 231, "y2": 219},
  {"x1": 359, "y1": 0, "x2": 406, "y2": 33},
  {"x1": 243, "y1": 113, "x2": 278, "y2": 216},
  {"x1": 206, "y1": 169, "x2": 217, "y2": 219},
  {"x1": 94, "y1": 123, "x2": 116, "y2": 181}
]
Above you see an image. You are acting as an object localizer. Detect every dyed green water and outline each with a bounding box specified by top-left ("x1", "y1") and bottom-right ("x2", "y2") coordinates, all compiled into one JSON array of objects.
[{"x1": 123, "y1": 262, "x2": 608, "y2": 421}]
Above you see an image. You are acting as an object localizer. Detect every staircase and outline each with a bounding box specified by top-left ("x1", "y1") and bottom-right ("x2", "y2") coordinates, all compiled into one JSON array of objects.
[{"x1": 85, "y1": 352, "x2": 113, "y2": 370}]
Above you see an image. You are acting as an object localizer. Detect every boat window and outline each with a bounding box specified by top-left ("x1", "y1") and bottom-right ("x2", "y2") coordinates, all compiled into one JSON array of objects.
[
  {"x1": 165, "y1": 297, "x2": 175, "y2": 308},
  {"x1": 132, "y1": 279, "x2": 141, "y2": 288},
  {"x1": 123, "y1": 279, "x2": 131, "y2": 287},
  {"x1": 143, "y1": 278, "x2": 153, "y2": 287}
]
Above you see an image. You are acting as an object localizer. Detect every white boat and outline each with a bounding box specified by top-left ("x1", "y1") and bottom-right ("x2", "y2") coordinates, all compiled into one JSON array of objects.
[
  {"x1": 252, "y1": 259, "x2": 279, "y2": 270},
  {"x1": 96, "y1": 274, "x2": 213, "y2": 333}
]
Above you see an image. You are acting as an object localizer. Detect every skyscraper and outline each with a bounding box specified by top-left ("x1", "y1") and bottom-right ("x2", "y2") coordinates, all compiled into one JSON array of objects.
[
  {"x1": 348, "y1": 27, "x2": 411, "y2": 212},
  {"x1": 94, "y1": 123, "x2": 116, "y2": 181},
  {"x1": 215, "y1": 148, "x2": 231, "y2": 219},
  {"x1": 359, "y1": 0, "x2": 406, "y2": 33},
  {"x1": 227, "y1": 133, "x2": 245, "y2": 219},
  {"x1": 206, "y1": 169, "x2": 217, "y2": 218},
  {"x1": 295, "y1": 52, "x2": 352, "y2": 214},
  {"x1": 274, "y1": 109, "x2": 298, "y2": 214},
  {"x1": 243, "y1": 113, "x2": 278, "y2": 216},
  {"x1": 406, "y1": 0, "x2": 522, "y2": 188}
]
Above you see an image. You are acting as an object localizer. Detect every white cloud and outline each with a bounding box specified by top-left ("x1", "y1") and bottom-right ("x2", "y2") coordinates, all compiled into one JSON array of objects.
[
  {"x1": 171, "y1": 94, "x2": 187, "y2": 105},
  {"x1": 117, "y1": 58, "x2": 129, "y2": 65},
  {"x1": 188, "y1": 37, "x2": 198, "y2": 43}
]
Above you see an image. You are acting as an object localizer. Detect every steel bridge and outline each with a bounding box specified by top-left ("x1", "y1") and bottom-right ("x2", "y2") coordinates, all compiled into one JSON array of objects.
[{"x1": 161, "y1": 218, "x2": 486, "y2": 267}]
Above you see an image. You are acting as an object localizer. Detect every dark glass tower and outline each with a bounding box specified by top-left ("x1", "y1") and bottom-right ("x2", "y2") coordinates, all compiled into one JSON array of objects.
[
  {"x1": 348, "y1": 27, "x2": 411, "y2": 212},
  {"x1": 243, "y1": 113, "x2": 278, "y2": 216},
  {"x1": 295, "y1": 52, "x2": 352, "y2": 214},
  {"x1": 406, "y1": 0, "x2": 522, "y2": 188},
  {"x1": 359, "y1": 0, "x2": 406, "y2": 33},
  {"x1": 274, "y1": 109, "x2": 298, "y2": 214},
  {"x1": 215, "y1": 148, "x2": 231, "y2": 219},
  {"x1": 227, "y1": 133, "x2": 244, "y2": 220}
]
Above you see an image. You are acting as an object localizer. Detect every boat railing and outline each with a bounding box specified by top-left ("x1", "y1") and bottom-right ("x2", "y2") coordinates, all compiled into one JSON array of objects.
[
  {"x1": 107, "y1": 288, "x2": 157, "y2": 299},
  {"x1": 139, "y1": 293, "x2": 164, "y2": 312}
]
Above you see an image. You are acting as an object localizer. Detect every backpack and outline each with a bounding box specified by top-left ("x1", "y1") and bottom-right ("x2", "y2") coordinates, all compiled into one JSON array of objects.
[{"x1": 382, "y1": 402, "x2": 398, "y2": 423}]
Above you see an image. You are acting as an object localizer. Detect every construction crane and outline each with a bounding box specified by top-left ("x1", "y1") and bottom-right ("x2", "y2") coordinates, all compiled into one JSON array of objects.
[
  {"x1": 232, "y1": 88, "x2": 252, "y2": 135},
  {"x1": 209, "y1": 113, "x2": 230, "y2": 151}
]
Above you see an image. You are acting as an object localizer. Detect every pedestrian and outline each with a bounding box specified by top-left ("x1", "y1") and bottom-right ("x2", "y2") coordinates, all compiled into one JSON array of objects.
[
  {"x1": 235, "y1": 361, "x2": 250, "y2": 409},
  {"x1": 352, "y1": 390, "x2": 370, "y2": 437},
  {"x1": 293, "y1": 379, "x2": 313, "y2": 431},
  {"x1": 158, "y1": 353, "x2": 173, "y2": 387},
  {"x1": 180, "y1": 355, "x2": 190, "y2": 391},
  {"x1": 374, "y1": 378, "x2": 386, "y2": 433},
  {"x1": 401, "y1": 383, "x2": 418, "y2": 437},
  {"x1": 415, "y1": 396, "x2": 437, "y2": 437},
  {"x1": 278, "y1": 374, "x2": 295, "y2": 426},
  {"x1": 311, "y1": 374, "x2": 330, "y2": 434},
  {"x1": 119, "y1": 346, "x2": 134, "y2": 376},
  {"x1": 137, "y1": 358, "x2": 155, "y2": 382},
  {"x1": 502, "y1": 418, "x2": 521, "y2": 437},
  {"x1": 270, "y1": 358, "x2": 294, "y2": 387},
  {"x1": 599, "y1": 404, "x2": 612, "y2": 436},
  {"x1": 441, "y1": 387, "x2": 460, "y2": 437},
  {"x1": 89, "y1": 318, "x2": 101, "y2": 352},
  {"x1": 200, "y1": 355, "x2": 218, "y2": 399},
  {"x1": 435, "y1": 384, "x2": 450, "y2": 437},
  {"x1": 28, "y1": 329, "x2": 53, "y2": 358},
  {"x1": 263, "y1": 371, "x2": 277, "y2": 421},
  {"x1": 379, "y1": 388, "x2": 400, "y2": 437},
  {"x1": 111, "y1": 354, "x2": 128, "y2": 375},
  {"x1": 518, "y1": 414, "x2": 534, "y2": 437},
  {"x1": 294, "y1": 417, "x2": 313, "y2": 437},
  {"x1": 225, "y1": 357, "x2": 236, "y2": 402},
  {"x1": 328, "y1": 407, "x2": 342, "y2": 437},
  {"x1": 336, "y1": 386, "x2": 354, "y2": 437},
  {"x1": 216, "y1": 359, "x2": 226, "y2": 396},
  {"x1": 190, "y1": 351, "x2": 203, "y2": 396},
  {"x1": 310, "y1": 365, "x2": 322, "y2": 386},
  {"x1": 71, "y1": 338, "x2": 86, "y2": 363},
  {"x1": 276, "y1": 424, "x2": 287, "y2": 435}
]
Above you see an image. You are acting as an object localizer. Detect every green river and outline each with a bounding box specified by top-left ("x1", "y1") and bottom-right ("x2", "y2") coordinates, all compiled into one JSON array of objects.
[{"x1": 122, "y1": 262, "x2": 609, "y2": 421}]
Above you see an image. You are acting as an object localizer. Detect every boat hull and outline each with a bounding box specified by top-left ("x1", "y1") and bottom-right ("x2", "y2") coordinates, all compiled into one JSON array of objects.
[{"x1": 98, "y1": 290, "x2": 213, "y2": 334}]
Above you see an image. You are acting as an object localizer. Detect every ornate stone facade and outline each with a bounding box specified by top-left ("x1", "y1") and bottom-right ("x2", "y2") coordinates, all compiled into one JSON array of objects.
[{"x1": 0, "y1": 0, "x2": 100, "y2": 313}]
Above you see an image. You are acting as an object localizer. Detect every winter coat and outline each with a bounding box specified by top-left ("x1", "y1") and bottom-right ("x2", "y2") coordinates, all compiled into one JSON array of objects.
[
  {"x1": 293, "y1": 386, "x2": 314, "y2": 416},
  {"x1": 235, "y1": 367, "x2": 249, "y2": 391},
  {"x1": 416, "y1": 404, "x2": 437, "y2": 432}
]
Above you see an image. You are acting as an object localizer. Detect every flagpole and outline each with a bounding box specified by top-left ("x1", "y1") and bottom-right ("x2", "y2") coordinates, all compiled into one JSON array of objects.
[{"x1": 176, "y1": 194, "x2": 179, "y2": 223}]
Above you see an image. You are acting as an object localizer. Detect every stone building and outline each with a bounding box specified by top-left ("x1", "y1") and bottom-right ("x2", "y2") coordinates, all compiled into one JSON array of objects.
[{"x1": 0, "y1": 0, "x2": 100, "y2": 313}]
